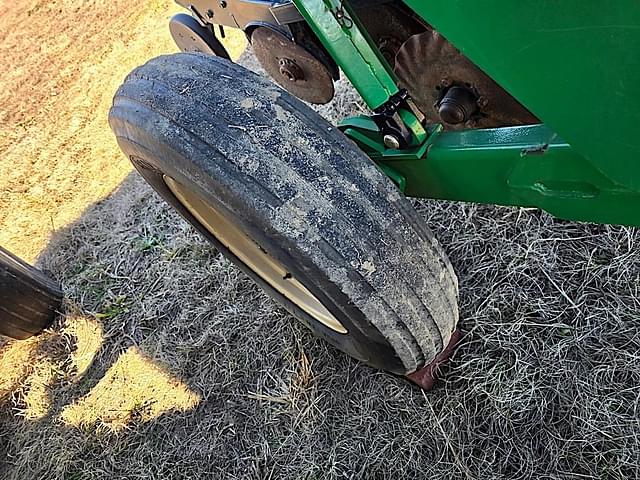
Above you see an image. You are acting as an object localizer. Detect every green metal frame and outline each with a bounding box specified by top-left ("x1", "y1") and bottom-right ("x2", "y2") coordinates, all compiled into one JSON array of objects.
[{"x1": 293, "y1": 0, "x2": 640, "y2": 226}]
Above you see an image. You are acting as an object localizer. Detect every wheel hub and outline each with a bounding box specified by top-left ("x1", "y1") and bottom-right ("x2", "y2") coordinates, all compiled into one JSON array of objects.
[{"x1": 394, "y1": 29, "x2": 539, "y2": 129}]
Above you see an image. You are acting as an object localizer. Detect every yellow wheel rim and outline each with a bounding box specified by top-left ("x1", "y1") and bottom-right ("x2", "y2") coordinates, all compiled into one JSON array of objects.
[{"x1": 164, "y1": 176, "x2": 347, "y2": 334}]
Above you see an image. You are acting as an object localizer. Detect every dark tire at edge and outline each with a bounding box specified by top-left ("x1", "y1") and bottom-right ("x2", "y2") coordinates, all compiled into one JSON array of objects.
[{"x1": 0, "y1": 246, "x2": 62, "y2": 340}]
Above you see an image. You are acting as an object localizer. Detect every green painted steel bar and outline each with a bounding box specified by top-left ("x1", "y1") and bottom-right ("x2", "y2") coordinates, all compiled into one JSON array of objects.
[
  {"x1": 292, "y1": 0, "x2": 427, "y2": 145},
  {"x1": 292, "y1": 0, "x2": 398, "y2": 109},
  {"x1": 342, "y1": 121, "x2": 640, "y2": 226}
]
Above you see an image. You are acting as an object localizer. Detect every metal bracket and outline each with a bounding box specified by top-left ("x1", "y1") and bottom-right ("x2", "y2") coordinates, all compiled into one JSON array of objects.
[
  {"x1": 188, "y1": 4, "x2": 209, "y2": 27},
  {"x1": 372, "y1": 89, "x2": 428, "y2": 149},
  {"x1": 293, "y1": 0, "x2": 428, "y2": 147}
]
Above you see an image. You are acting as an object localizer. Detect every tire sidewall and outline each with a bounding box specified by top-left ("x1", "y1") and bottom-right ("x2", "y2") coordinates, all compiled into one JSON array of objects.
[{"x1": 114, "y1": 133, "x2": 407, "y2": 373}]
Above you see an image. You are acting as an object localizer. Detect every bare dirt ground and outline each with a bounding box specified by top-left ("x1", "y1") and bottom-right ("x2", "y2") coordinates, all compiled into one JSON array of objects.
[{"x1": 1, "y1": 1, "x2": 639, "y2": 479}]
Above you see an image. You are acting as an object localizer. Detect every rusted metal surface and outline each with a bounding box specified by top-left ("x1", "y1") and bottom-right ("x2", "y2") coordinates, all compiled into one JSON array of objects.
[
  {"x1": 394, "y1": 30, "x2": 539, "y2": 130},
  {"x1": 251, "y1": 26, "x2": 335, "y2": 104},
  {"x1": 405, "y1": 329, "x2": 461, "y2": 391},
  {"x1": 356, "y1": 3, "x2": 425, "y2": 66}
]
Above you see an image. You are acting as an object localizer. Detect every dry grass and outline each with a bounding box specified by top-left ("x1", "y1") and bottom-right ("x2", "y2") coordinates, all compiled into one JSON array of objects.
[
  {"x1": 0, "y1": 0, "x2": 245, "y2": 262},
  {"x1": 1, "y1": 1, "x2": 640, "y2": 479},
  {"x1": 61, "y1": 346, "x2": 200, "y2": 431},
  {"x1": 63, "y1": 312, "x2": 104, "y2": 379},
  {"x1": 0, "y1": 338, "x2": 40, "y2": 403},
  {"x1": 0, "y1": 0, "x2": 179, "y2": 262}
]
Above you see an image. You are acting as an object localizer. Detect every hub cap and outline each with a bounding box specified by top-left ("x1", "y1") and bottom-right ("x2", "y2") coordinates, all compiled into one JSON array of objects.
[{"x1": 164, "y1": 176, "x2": 347, "y2": 334}]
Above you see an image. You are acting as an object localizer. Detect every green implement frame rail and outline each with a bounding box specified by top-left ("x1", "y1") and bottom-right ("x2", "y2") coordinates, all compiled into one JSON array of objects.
[{"x1": 293, "y1": 0, "x2": 640, "y2": 227}]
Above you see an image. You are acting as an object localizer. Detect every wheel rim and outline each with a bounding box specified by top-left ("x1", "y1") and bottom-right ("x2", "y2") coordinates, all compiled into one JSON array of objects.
[{"x1": 164, "y1": 176, "x2": 348, "y2": 334}]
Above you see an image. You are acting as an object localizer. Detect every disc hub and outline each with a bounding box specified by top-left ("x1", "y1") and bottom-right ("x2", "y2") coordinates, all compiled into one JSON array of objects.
[{"x1": 278, "y1": 58, "x2": 304, "y2": 82}]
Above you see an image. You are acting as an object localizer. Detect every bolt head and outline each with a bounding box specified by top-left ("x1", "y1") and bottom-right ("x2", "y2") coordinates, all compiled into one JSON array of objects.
[
  {"x1": 383, "y1": 134, "x2": 401, "y2": 150},
  {"x1": 219, "y1": 0, "x2": 227, "y2": 7}
]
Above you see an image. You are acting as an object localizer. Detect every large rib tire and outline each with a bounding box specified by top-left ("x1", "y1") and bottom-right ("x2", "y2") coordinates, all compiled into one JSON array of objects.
[
  {"x1": 0, "y1": 246, "x2": 62, "y2": 340},
  {"x1": 108, "y1": 53, "x2": 458, "y2": 374}
]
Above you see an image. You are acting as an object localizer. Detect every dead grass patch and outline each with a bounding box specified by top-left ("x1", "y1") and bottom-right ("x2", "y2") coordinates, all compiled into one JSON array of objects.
[
  {"x1": 0, "y1": 338, "x2": 40, "y2": 403},
  {"x1": 61, "y1": 346, "x2": 200, "y2": 432},
  {"x1": 62, "y1": 311, "x2": 104, "y2": 379},
  {"x1": 0, "y1": 0, "x2": 246, "y2": 262}
]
